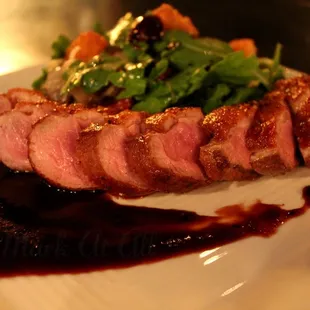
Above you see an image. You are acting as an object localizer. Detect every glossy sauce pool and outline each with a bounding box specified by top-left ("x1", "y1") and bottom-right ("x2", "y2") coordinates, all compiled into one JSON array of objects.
[{"x1": 0, "y1": 164, "x2": 309, "y2": 277}]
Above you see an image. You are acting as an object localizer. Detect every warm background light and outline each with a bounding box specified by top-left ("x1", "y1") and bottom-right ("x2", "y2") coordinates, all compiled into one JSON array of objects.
[{"x1": 0, "y1": 0, "x2": 120, "y2": 75}]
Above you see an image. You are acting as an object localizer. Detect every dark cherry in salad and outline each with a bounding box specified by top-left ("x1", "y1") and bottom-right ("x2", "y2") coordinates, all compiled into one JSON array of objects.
[
  {"x1": 129, "y1": 15, "x2": 164, "y2": 43},
  {"x1": 0, "y1": 163, "x2": 308, "y2": 277}
]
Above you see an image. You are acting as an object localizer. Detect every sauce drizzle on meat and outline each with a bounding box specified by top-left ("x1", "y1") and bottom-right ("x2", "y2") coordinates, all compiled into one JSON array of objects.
[{"x1": 0, "y1": 163, "x2": 309, "y2": 277}]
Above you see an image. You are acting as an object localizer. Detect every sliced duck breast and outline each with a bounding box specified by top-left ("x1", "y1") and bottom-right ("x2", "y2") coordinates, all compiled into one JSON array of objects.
[
  {"x1": 200, "y1": 104, "x2": 258, "y2": 181},
  {"x1": 127, "y1": 107, "x2": 207, "y2": 193},
  {"x1": 275, "y1": 76, "x2": 310, "y2": 166},
  {"x1": 246, "y1": 91, "x2": 298, "y2": 175},
  {"x1": 0, "y1": 101, "x2": 57, "y2": 171},
  {"x1": 29, "y1": 109, "x2": 108, "y2": 190},
  {"x1": 0, "y1": 94, "x2": 12, "y2": 115},
  {"x1": 77, "y1": 110, "x2": 152, "y2": 196},
  {"x1": 7, "y1": 88, "x2": 47, "y2": 106}
]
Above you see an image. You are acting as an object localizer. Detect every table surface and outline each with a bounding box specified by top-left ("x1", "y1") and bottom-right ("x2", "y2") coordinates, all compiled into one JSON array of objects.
[{"x1": 1, "y1": 0, "x2": 310, "y2": 75}]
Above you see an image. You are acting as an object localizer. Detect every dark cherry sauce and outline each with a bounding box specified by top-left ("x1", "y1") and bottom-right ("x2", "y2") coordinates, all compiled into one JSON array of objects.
[{"x1": 0, "y1": 163, "x2": 309, "y2": 277}]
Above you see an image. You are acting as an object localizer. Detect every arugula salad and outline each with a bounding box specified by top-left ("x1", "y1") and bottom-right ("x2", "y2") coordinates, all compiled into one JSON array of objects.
[{"x1": 33, "y1": 3, "x2": 284, "y2": 114}]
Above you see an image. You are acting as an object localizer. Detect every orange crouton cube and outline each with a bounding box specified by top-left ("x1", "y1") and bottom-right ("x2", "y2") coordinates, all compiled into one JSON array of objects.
[
  {"x1": 66, "y1": 31, "x2": 108, "y2": 62},
  {"x1": 152, "y1": 3, "x2": 199, "y2": 37},
  {"x1": 229, "y1": 38, "x2": 257, "y2": 57}
]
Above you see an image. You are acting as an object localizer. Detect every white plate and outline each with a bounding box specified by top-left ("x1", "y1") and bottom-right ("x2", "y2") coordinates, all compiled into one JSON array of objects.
[{"x1": 1, "y1": 67, "x2": 310, "y2": 310}]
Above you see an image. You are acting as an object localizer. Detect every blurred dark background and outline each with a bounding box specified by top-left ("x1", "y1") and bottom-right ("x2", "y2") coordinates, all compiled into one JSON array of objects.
[{"x1": 0, "y1": 0, "x2": 310, "y2": 74}]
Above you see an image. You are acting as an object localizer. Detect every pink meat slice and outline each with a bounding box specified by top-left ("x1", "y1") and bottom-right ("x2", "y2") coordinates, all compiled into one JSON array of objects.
[
  {"x1": 77, "y1": 110, "x2": 152, "y2": 197},
  {"x1": 246, "y1": 91, "x2": 298, "y2": 175},
  {"x1": 0, "y1": 94, "x2": 12, "y2": 115},
  {"x1": 29, "y1": 109, "x2": 108, "y2": 190},
  {"x1": 127, "y1": 107, "x2": 207, "y2": 193},
  {"x1": 200, "y1": 104, "x2": 258, "y2": 181},
  {"x1": 0, "y1": 101, "x2": 57, "y2": 171}
]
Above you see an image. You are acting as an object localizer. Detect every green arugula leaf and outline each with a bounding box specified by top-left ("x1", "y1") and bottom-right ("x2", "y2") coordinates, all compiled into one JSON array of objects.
[
  {"x1": 117, "y1": 78, "x2": 147, "y2": 99},
  {"x1": 115, "y1": 65, "x2": 147, "y2": 99},
  {"x1": 207, "y1": 51, "x2": 259, "y2": 85},
  {"x1": 153, "y1": 40, "x2": 169, "y2": 54},
  {"x1": 196, "y1": 37, "x2": 233, "y2": 54},
  {"x1": 169, "y1": 47, "x2": 218, "y2": 70},
  {"x1": 133, "y1": 66, "x2": 207, "y2": 113},
  {"x1": 123, "y1": 44, "x2": 153, "y2": 67},
  {"x1": 203, "y1": 84, "x2": 231, "y2": 114},
  {"x1": 255, "y1": 44, "x2": 284, "y2": 90},
  {"x1": 98, "y1": 55, "x2": 127, "y2": 71},
  {"x1": 32, "y1": 68, "x2": 48, "y2": 90},
  {"x1": 126, "y1": 66, "x2": 145, "y2": 79},
  {"x1": 269, "y1": 43, "x2": 284, "y2": 83},
  {"x1": 51, "y1": 35, "x2": 71, "y2": 59},
  {"x1": 154, "y1": 31, "x2": 231, "y2": 70},
  {"x1": 82, "y1": 69, "x2": 111, "y2": 93},
  {"x1": 252, "y1": 68, "x2": 270, "y2": 89},
  {"x1": 224, "y1": 86, "x2": 263, "y2": 106},
  {"x1": 123, "y1": 45, "x2": 141, "y2": 62},
  {"x1": 149, "y1": 59, "x2": 169, "y2": 80},
  {"x1": 108, "y1": 71, "x2": 126, "y2": 87},
  {"x1": 61, "y1": 55, "x2": 126, "y2": 94},
  {"x1": 133, "y1": 97, "x2": 171, "y2": 114},
  {"x1": 164, "y1": 30, "x2": 231, "y2": 58}
]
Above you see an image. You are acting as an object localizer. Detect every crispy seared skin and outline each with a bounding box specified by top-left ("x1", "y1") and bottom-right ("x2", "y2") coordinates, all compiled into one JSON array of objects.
[
  {"x1": 200, "y1": 103, "x2": 258, "y2": 181},
  {"x1": 246, "y1": 91, "x2": 298, "y2": 175},
  {"x1": 6, "y1": 88, "x2": 47, "y2": 106}
]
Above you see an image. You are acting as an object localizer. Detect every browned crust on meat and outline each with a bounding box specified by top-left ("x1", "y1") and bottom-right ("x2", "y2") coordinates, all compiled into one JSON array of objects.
[
  {"x1": 246, "y1": 91, "x2": 298, "y2": 174},
  {"x1": 7, "y1": 88, "x2": 47, "y2": 105},
  {"x1": 293, "y1": 106, "x2": 310, "y2": 150},
  {"x1": 202, "y1": 103, "x2": 257, "y2": 142},
  {"x1": 200, "y1": 103, "x2": 258, "y2": 181},
  {"x1": 275, "y1": 75, "x2": 310, "y2": 102},
  {"x1": 199, "y1": 148, "x2": 258, "y2": 181},
  {"x1": 144, "y1": 107, "x2": 202, "y2": 132},
  {"x1": 246, "y1": 95, "x2": 279, "y2": 151},
  {"x1": 128, "y1": 134, "x2": 209, "y2": 193},
  {"x1": 15, "y1": 100, "x2": 58, "y2": 114},
  {"x1": 275, "y1": 76, "x2": 310, "y2": 166},
  {"x1": 250, "y1": 153, "x2": 288, "y2": 176},
  {"x1": 109, "y1": 110, "x2": 149, "y2": 125}
]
